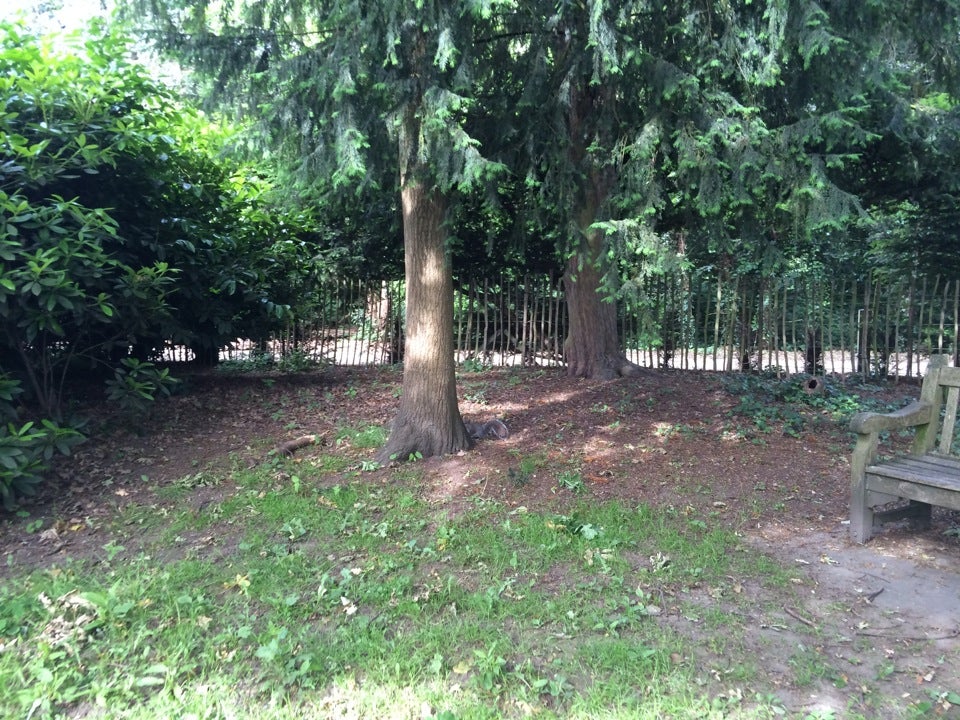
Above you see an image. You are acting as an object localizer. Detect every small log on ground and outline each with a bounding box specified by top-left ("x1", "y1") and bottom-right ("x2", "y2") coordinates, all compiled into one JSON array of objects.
[{"x1": 275, "y1": 434, "x2": 325, "y2": 456}]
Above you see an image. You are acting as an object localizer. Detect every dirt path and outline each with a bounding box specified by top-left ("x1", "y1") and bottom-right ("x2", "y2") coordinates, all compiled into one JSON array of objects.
[
  {"x1": 742, "y1": 523, "x2": 960, "y2": 715},
  {"x1": 783, "y1": 530, "x2": 960, "y2": 633}
]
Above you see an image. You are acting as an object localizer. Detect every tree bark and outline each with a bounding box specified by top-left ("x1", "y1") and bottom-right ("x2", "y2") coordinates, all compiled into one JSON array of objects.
[
  {"x1": 563, "y1": 223, "x2": 641, "y2": 380},
  {"x1": 376, "y1": 178, "x2": 472, "y2": 463},
  {"x1": 375, "y1": 24, "x2": 474, "y2": 463},
  {"x1": 559, "y1": 69, "x2": 640, "y2": 381}
]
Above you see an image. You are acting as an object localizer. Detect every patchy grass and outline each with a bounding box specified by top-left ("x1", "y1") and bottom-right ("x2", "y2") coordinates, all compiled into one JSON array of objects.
[{"x1": 2, "y1": 455, "x2": 804, "y2": 719}]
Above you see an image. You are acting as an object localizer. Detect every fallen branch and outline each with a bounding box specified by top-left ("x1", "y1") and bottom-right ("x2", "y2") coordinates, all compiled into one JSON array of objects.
[
  {"x1": 275, "y1": 434, "x2": 325, "y2": 456},
  {"x1": 783, "y1": 605, "x2": 817, "y2": 629}
]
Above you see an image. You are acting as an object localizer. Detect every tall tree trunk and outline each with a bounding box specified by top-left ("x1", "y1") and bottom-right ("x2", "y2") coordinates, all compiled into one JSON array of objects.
[
  {"x1": 560, "y1": 72, "x2": 640, "y2": 380},
  {"x1": 563, "y1": 171, "x2": 640, "y2": 380},
  {"x1": 563, "y1": 223, "x2": 642, "y2": 380},
  {"x1": 376, "y1": 23, "x2": 475, "y2": 463},
  {"x1": 377, "y1": 177, "x2": 472, "y2": 463}
]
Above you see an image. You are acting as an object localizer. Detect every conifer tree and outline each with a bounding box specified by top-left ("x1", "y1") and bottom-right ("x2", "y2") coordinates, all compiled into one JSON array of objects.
[
  {"x1": 125, "y1": 0, "x2": 960, "y2": 394},
  {"x1": 488, "y1": 0, "x2": 960, "y2": 379},
  {"x1": 128, "y1": 0, "x2": 506, "y2": 460}
]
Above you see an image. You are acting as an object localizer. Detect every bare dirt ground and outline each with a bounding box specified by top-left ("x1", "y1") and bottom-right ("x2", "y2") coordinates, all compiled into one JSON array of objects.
[{"x1": 3, "y1": 366, "x2": 959, "y2": 716}]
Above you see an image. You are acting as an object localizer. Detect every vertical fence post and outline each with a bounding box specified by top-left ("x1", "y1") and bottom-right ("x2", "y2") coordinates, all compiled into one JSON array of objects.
[
  {"x1": 712, "y1": 277, "x2": 721, "y2": 372},
  {"x1": 724, "y1": 276, "x2": 735, "y2": 372},
  {"x1": 905, "y1": 273, "x2": 916, "y2": 378},
  {"x1": 482, "y1": 278, "x2": 490, "y2": 361},
  {"x1": 893, "y1": 281, "x2": 903, "y2": 382},
  {"x1": 464, "y1": 279, "x2": 474, "y2": 362},
  {"x1": 862, "y1": 276, "x2": 871, "y2": 375},
  {"x1": 691, "y1": 276, "x2": 701, "y2": 370},
  {"x1": 554, "y1": 273, "x2": 564, "y2": 365},
  {"x1": 826, "y1": 280, "x2": 835, "y2": 374},
  {"x1": 883, "y1": 285, "x2": 892, "y2": 379},
  {"x1": 926, "y1": 276, "x2": 940, "y2": 356},
  {"x1": 844, "y1": 278, "x2": 855, "y2": 375}
]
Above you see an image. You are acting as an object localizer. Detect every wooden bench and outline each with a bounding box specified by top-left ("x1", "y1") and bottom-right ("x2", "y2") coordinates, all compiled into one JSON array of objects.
[{"x1": 849, "y1": 363, "x2": 960, "y2": 543}]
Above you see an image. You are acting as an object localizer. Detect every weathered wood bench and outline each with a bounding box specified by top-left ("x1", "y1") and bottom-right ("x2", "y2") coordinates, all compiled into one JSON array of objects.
[{"x1": 849, "y1": 363, "x2": 960, "y2": 543}]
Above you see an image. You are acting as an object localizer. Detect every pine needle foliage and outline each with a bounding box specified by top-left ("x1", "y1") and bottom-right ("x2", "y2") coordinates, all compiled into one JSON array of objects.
[
  {"x1": 500, "y1": 0, "x2": 958, "y2": 260},
  {"x1": 126, "y1": 0, "x2": 507, "y2": 198}
]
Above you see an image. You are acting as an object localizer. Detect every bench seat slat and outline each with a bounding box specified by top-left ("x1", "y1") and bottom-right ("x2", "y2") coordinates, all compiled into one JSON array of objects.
[
  {"x1": 865, "y1": 454, "x2": 960, "y2": 489},
  {"x1": 864, "y1": 454, "x2": 960, "y2": 511},
  {"x1": 905, "y1": 453, "x2": 960, "y2": 469}
]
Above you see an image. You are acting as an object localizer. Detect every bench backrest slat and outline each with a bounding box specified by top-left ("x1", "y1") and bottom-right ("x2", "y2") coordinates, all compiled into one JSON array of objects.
[
  {"x1": 939, "y1": 385, "x2": 960, "y2": 455},
  {"x1": 921, "y1": 366, "x2": 960, "y2": 456}
]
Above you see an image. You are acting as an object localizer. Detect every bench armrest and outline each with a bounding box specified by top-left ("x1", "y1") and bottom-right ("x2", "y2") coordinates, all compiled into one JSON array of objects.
[{"x1": 849, "y1": 400, "x2": 933, "y2": 435}]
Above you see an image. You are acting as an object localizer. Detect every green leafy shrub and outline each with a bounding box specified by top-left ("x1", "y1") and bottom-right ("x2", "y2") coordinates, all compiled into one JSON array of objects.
[
  {"x1": 0, "y1": 419, "x2": 84, "y2": 509},
  {"x1": 720, "y1": 372, "x2": 904, "y2": 437},
  {"x1": 0, "y1": 374, "x2": 83, "y2": 509},
  {"x1": 0, "y1": 21, "x2": 329, "y2": 420},
  {"x1": 105, "y1": 359, "x2": 179, "y2": 418},
  {"x1": 0, "y1": 189, "x2": 178, "y2": 416}
]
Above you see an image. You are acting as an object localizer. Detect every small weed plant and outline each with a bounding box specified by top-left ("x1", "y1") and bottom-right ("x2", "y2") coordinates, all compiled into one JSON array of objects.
[
  {"x1": 459, "y1": 356, "x2": 491, "y2": 373},
  {"x1": 218, "y1": 349, "x2": 327, "y2": 374},
  {"x1": 218, "y1": 349, "x2": 277, "y2": 373},
  {"x1": 507, "y1": 452, "x2": 546, "y2": 488},
  {"x1": 556, "y1": 469, "x2": 585, "y2": 494},
  {"x1": 276, "y1": 349, "x2": 326, "y2": 373}
]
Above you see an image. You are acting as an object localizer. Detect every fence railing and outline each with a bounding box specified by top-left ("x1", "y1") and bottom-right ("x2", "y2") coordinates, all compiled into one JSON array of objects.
[{"x1": 195, "y1": 272, "x2": 960, "y2": 379}]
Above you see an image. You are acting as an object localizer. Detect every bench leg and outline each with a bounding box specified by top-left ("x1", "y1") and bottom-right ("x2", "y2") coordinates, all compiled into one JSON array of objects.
[
  {"x1": 849, "y1": 498, "x2": 873, "y2": 544},
  {"x1": 850, "y1": 436, "x2": 877, "y2": 544}
]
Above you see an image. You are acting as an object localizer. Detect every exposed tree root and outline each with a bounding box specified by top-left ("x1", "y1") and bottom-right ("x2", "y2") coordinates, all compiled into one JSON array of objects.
[
  {"x1": 616, "y1": 359, "x2": 643, "y2": 377},
  {"x1": 569, "y1": 356, "x2": 644, "y2": 380}
]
